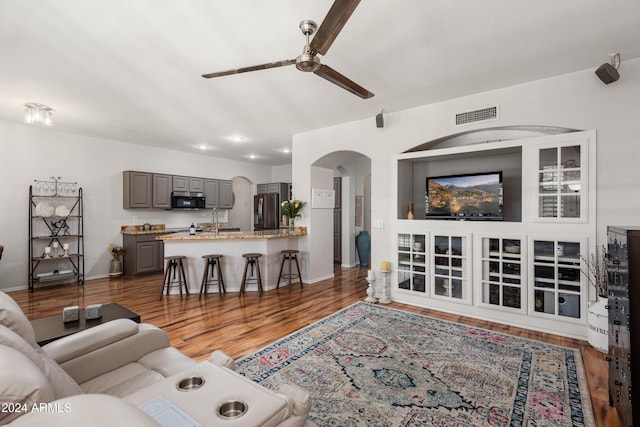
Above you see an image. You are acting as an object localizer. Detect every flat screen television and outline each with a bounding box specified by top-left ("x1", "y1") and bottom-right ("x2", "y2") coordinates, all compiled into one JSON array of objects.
[{"x1": 425, "y1": 171, "x2": 503, "y2": 220}]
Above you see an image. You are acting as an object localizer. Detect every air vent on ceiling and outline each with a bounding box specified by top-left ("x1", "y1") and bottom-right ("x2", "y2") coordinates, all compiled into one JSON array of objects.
[{"x1": 455, "y1": 106, "x2": 498, "y2": 126}]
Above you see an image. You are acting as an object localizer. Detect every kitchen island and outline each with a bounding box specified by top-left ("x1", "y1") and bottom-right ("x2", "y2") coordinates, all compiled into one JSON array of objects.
[
  {"x1": 157, "y1": 228, "x2": 306, "y2": 294},
  {"x1": 121, "y1": 224, "x2": 240, "y2": 277}
]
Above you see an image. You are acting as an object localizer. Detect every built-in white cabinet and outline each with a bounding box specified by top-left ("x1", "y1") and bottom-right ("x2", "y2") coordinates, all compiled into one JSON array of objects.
[
  {"x1": 530, "y1": 238, "x2": 584, "y2": 320},
  {"x1": 479, "y1": 236, "x2": 525, "y2": 312},
  {"x1": 432, "y1": 234, "x2": 471, "y2": 304},
  {"x1": 397, "y1": 233, "x2": 427, "y2": 293},
  {"x1": 391, "y1": 130, "x2": 596, "y2": 338},
  {"x1": 534, "y1": 140, "x2": 588, "y2": 222}
]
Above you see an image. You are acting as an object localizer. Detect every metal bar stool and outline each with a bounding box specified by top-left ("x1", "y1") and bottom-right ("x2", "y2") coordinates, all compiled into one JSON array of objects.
[
  {"x1": 199, "y1": 254, "x2": 225, "y2": 299},
  {"x1": 160, "y1": 255, "x2": 189, "y2": 300},
  {"x1": 277, "y1": 249, "x2": 303, "y2": 290},
  {"x1": 239, "y1": 253, "x2": 263, "y2": 296}
]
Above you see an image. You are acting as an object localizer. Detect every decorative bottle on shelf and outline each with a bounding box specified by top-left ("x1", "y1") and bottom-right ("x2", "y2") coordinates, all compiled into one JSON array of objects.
[
  {"x1": 407, "y1": 203, "x2": 415, "y2": 220},
  {"x1": 189, "y1": 223, "x2": 196, "y2": 235}
]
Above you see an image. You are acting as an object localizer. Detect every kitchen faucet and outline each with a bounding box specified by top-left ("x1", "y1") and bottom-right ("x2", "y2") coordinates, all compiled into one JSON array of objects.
[{"x1": 212, "y1": 207, "x2": 219, "y2": 236}]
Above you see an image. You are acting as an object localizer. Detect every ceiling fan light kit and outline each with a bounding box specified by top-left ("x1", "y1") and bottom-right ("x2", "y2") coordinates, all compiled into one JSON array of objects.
[
  {"x1": 296, "y1": 52, "x2": 321, "y2": 72},
  {"x1": 202, "y1": 0, "x2": 373, "y2": 99}
]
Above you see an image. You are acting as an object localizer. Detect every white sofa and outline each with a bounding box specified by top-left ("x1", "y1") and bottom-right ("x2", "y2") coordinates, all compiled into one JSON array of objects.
[{"x1": 0, "y1": 291, "x2": 310, "y2": 426}]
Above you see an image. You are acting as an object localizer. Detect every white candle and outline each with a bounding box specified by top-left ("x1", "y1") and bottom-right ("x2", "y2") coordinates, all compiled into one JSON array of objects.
[
  {"x1": 63, "y1": 243, "x2": 69, "y2": 250},
  {"x1": 367, "y1": 270, "x2": 376, "y2": 280},
  {"x1": 44, "y1": 247, "x2": 51, "y2": 254},
  {"x1": 52, "y1": 242, "x2": 59, "y2": 249}
]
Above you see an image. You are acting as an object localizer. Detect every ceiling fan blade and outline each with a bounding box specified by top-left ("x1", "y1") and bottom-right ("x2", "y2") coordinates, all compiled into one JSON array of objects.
[
  {"x1": 309, "y1": 0, "x2": 361, "y2": 56},
  {"x1": 313, "y1": 64, "x2": 374, "y2": 99},
  {"x1": 202, "y1": 59, "x2": 296, "y2": 78}
]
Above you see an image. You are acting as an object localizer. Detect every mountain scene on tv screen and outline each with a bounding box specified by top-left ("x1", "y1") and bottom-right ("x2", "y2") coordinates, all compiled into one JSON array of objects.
[{"x1": 428, "y1": 176, "x2": 500, "y2": 215}]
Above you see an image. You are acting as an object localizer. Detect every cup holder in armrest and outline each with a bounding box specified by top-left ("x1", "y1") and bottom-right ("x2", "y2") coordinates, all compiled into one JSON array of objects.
[
  {"x1": 217, "y1": 400, "x2": 247, "y2": 419},
  {"x1": 176, "y1": 376, "x2": 205, "y2": 391}
]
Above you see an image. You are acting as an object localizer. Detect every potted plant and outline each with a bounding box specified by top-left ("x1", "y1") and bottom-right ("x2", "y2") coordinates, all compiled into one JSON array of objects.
[
  {"x1": 108, "y1": 243, "x2": 125, "y2": 277},
  {"x1": 581, "y1": 244, "x2": 608, "y2": 353},
  {"x1": 281, "y1": 198, "x2": 307, "y2": 231}
]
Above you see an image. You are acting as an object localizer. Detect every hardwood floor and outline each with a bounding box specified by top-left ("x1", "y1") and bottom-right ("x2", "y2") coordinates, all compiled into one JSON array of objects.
[{"x1": 8, "y1": 266, "x2": 621, "y2": 427}]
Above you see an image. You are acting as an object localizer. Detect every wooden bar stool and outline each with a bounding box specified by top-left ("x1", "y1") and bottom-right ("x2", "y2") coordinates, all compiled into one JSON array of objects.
[
  {"x1": 160, "y1": 255, "x2": 189, "y2": 300},
  {"x1": 199, "y1": 254, "x2": 225, "y2": 299},
  {"x1": 277, "y1": 249, "x2": 303, "y2": 290},
  {"x1": 239, "y1": 253, "x2": 263, "y2": 296}
]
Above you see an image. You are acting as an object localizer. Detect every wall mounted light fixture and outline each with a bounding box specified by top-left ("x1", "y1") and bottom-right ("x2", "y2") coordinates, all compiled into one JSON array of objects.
[
  {"x1": 24, "y1": 103, "x2": 53, "y2": 126},
  {"x1": 595, "y1": 53, "x2": 621, "y2": 85},
  {"x1": 375, "y1": 110, "x2": 384, "y2": 128}
]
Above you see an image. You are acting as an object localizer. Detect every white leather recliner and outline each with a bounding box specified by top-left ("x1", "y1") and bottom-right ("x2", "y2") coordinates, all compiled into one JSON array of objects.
[{"x1": 0, "y1": 291, "x2": 310, "y2": 426}]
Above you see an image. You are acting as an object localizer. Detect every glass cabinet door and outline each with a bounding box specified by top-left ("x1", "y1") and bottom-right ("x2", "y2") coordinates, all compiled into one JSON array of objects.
[
  {"x1": 480, "y1": 237, "x2": 524, "y2": 311},
  {"x1": 432, "y1": 234, "x2": 470, "y2": 302},
  {"x1": 531, "y1": 239, "x2": 582, "y2": 319},
  {"x1": 538, "y1": 145, "x2": 583, "y2": 219},
  {"x1": 397, "y1": 233, "x2": 427, "y2": 294}
]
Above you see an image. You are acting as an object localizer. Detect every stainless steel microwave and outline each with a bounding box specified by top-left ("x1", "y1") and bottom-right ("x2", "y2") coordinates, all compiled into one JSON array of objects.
[{"x1": 171, "y1": 192, "x2": 206, "y2": 209}]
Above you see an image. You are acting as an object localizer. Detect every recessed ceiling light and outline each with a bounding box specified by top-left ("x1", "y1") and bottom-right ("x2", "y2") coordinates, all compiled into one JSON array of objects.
[
  {"x1": 248, "y1": 154, "x2": 256, "y2": 159},
  {"x1": 198, "y1": 144, "x2": 208, "y2": 150},
  {"x1": 231, "y1": 135, "x2": 245, "y2": 142},
  {"x1": 282, "y1": 148, "x2": 291, "y2": 153}
]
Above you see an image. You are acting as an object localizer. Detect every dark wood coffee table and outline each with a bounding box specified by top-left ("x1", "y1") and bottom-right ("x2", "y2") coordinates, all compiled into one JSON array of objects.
[{"x1": 31, "y1": 303, "x2": 141, "y2": 346}]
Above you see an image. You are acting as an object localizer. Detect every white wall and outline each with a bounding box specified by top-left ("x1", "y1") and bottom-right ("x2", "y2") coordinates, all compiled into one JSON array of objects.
[
  {"x1": 271, "y1": 164, "x2": 292, "y2": 184},
  {"x1": 0, "y1": 121, "x2": 273, "y2": 290},
  {"x1": 293, "y1": 58, "x2": 640, "y2": 284}
]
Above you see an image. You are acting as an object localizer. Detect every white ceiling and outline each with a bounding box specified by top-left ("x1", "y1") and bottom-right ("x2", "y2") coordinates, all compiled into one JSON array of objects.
[{"x1": 1, "y1": 1, "x2": 639, "y2": 166}]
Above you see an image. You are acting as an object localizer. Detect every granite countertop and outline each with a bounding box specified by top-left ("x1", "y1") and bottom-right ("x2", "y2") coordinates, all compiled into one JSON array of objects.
[
  {"x1": 157, "y1": 227, "x2": 307, "y2": 241},
  {"x1": 121, "y1": 223, "x2": 240, "y2": 235},
  {"x1": 121, "y1": 224, "x2": 171, "y2": 235}
]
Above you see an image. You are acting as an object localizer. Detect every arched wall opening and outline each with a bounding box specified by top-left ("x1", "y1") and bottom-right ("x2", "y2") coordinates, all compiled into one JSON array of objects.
[
  {"x1": 308, "y1": 151, "x2": 371, "y2": 279},
  {"x1": 227, "y1": 176, "x2": 253, "y2": 231}
]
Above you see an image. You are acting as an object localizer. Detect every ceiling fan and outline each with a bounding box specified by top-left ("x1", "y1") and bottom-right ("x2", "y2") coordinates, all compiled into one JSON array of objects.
[{"x1": 202, "y1": 0, "x2": 374, "y2": 99}]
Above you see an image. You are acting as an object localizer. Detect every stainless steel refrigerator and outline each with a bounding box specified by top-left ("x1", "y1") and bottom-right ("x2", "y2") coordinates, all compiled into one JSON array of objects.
[{"x1": 254, "y1": 193, "x2": 279, "y2": 230}]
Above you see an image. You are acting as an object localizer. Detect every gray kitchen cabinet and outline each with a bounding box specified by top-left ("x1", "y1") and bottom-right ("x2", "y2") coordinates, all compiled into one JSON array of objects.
[
  {"x1": 204, "y1": 179, "x2": 219, "y2": 208},
  {"x1": 257, "y1": 182, "x2": 289, "y2": 196},
  {"x1": 219, "y1": 180, "x2": 233, "y2": 208},
  {"x1": 189, "y1": 177, "x2": 204, "y2": 192},
  {"x1": 172, "y1": 176, "x2": 189, "y2": 192},
  {"x1": 205, "y1": 179, "x2": 233, "y2": 208},
  {"x1": 152, "y1": 174, "x2": 172, "y2": 209},
  {"x1": 123, "y1": 171, "x2": 152, "y2": 208},
  {"x1": 173, "y1": 175, "x2": 204, "y2": 192},
  {"x1": 124, "y1": 171, "x2": 229, "y2": 209},
  {"x1": 267, "y1": 183, "x2": 280, "y2": 193},
  {"x1": 123, "y1": 233, "x2": 165, "y2": 277}
]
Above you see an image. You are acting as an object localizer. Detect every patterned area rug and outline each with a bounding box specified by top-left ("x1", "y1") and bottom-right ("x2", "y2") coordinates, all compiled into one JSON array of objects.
[{"x1": 236, "y1": 302, "x2": 595, "y2": 426}]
